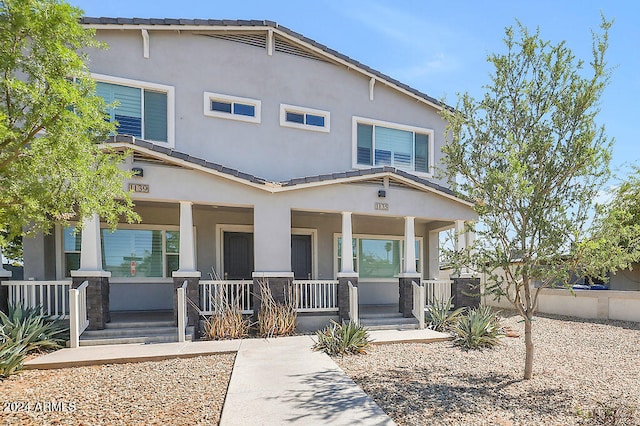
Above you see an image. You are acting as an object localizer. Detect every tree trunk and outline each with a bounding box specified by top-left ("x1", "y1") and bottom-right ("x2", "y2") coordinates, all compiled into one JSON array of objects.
[{"x1": 524, "y1": 317, "x2": 534, "y2": 379}]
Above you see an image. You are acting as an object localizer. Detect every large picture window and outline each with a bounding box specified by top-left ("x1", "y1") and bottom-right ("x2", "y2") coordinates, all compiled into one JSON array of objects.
[
  {"x1": 336, "y1": 235, "x2": 421, "y2": 279},
  {"x1": 353, "y1": 117, "x2": 433, "y2": 174},
  {"x1": 63, "y1": 226, "x2": 182, "y2": 279}
]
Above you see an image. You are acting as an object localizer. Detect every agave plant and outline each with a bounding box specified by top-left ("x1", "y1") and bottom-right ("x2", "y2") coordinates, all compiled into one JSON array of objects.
[
  {"x1": 0, "y1": 339, "x2": 27, "y2": 379},
  {"x1": 425, "y1": 297, "x2": 466, "y2": 332},
  {"x1": 453, "y1": 306, "x2": 504, "y2": 350},
  {"x1": 312, "y1": 320, "x2": 372, "y2": 356},
  {"x1": 0, "y1": 302, "x2": 67, "y2": 353}
]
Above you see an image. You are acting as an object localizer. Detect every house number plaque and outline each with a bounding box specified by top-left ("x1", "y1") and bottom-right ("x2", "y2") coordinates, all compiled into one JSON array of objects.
[
  {"x1": 128, "y1": 183, "x2": 150, "y2": 193},
  {"x1": 375, "y1": 202, "x2": 389, "y2": 211}
]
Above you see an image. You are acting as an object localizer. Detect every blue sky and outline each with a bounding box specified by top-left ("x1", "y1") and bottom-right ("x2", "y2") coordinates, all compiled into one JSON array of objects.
[{"x1": 70, "y1": 0, "x2": 639, "y2": 180}]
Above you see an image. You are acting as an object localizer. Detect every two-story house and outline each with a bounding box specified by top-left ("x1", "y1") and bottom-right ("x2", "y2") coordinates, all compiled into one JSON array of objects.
[{"x1": 17, "y1": 18, "x2": 477, "y2": 341}]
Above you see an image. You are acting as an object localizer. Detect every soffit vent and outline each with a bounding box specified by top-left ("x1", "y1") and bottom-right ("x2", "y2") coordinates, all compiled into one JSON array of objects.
[
  {"x1": 274, "y1": 36, "x2": 330, "y2": 63},
  {"x1": 202, "y1": 33, "x2": 267, "y2": 49},
  {"x1": 132, "y1": 152, "x2": 177, "y2": 167}
]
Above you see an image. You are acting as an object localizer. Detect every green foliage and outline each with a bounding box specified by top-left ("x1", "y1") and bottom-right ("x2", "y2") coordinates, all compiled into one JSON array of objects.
[
  {"x1": 425, "y1": 297, "x2": 466, "y2": 332},
  {"x1": 581, "y1": 167, "x2": 640, "y2": 279},
  {"x1": 0, "y1": 0, "x2": 139, "y2": 241},
  {"x1": 577, "y1": 401, "x2": 638, "y2": 426},
  {"x1": 453, "y1": 306, "x2": 503, "y2": 350},
  {"x1": 0, "y1": 302, "x2": 67, "y2": 378},
  {"x1": 0, "y1": 302, "x2": 67, "y2": 352},
  {"x1": 256, "y1": 279, "x2": 297, "y2": 338},
  {"x1": 312, "y1": 320, "x2": 372, "y2": 356},
  {"x1": 439, "y1": 16, "x2": 613, "y2": 378},
  {"x1": 0, "y1": 339, "x2": 27, "y2": 379}
]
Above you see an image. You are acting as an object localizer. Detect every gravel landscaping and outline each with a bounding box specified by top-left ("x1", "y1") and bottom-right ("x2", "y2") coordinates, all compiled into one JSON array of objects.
[
  {"x1": 336, "y1": 311, "x2": 640, "y2": 425},
  {"x1": 1, "y1": 354, "x2": 235, "y2": 425}
]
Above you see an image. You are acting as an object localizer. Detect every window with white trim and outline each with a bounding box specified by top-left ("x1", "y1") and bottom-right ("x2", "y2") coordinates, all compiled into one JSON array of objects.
[
  {"x1": 336, "y1": 235, "x2": 421, "y2": 279},
  {"x1": 93, "y1": 74, "x2": 174, "y2": 145},
  {"x1": 280, "y1": 104, "x2": 330, "y2": 132},
  {"x1": 63, "y1": 226, "x2": 183, "y2": 279},
  {"x1": 204, "y1": 92, "x2": 261, "y2": 123},
  {"x1": 353, "y1": 117, "x2": 433, "y2": 174}
]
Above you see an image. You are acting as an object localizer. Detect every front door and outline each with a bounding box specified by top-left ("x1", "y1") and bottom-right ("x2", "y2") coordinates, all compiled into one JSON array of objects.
[
  {"x1": 223, "y1": 232, "x2": 254, "y2": 279},
  {"x1": 291, "y1": 234, "x2": 312, "y2": 279}
]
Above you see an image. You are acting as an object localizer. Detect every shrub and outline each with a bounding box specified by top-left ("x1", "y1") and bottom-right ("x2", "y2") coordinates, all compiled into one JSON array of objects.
[
  {"x1": 313, "y1": 320, "x2": 372, "y2": 356},
  {"x1": 577, "y1": 401, "x2": 638, "y2": 425},
  {"x1": 453, "y1": 306, "x2": 503, "y2": 350},
  {"x1": 0, "y1": 302, "x2": 67, "y2": 379},
  {"x1": 257, "y1": 279, "x2": 297, "y2": 338},
  {"x1": 0, "y1": 303, "x2": 67, "y2": 352},
  {"x1": 425, "y1": 297, "x2": 466, "y2": 332},
  {"x1": 0, "y1": 339, "x2": 27, "y2": 379},
  {"x1": 203, "y1": 289, "x2": 250, "y2": 340}
]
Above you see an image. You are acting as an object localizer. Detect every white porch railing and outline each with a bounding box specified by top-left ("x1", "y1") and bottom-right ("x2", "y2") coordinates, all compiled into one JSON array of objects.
[
  {"x1": 423, "y1": 279, "x2": 453, "y2": 307},
  {"x1": 412, "y1": 280, "x2": 426, "y2": 329},
  {"x1": 69, "y1": 281, "x2": 89, "y2": 348},
  {"x1": 1, "y1": 280, "x2": 72, "y2": 318},
  {"x1": 293, "y1": 280, "x2": 338, "y2": 312},
  {"x1": 348, "y1": 281, "x2": 359, "y2": 325},
  {"x1": 199, "y1": 280, "x2": 253, "y2": 315},
  {"x1": 177, "y1": 280, "x2": 188, "y2": 343}
]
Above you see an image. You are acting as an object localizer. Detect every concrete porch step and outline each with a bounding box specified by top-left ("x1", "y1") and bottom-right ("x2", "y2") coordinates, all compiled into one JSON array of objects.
[
  {"x1": 78, "y1": 331, "x2": 194, "y2": 346},
  {"x1": 360, "y1": 316, "x2": 420, "y2": 331},
  {"x1": 105, "y1": 320, "x2": 176, "y2": 329},
  {"x1": 82, "y1": 326, "x2": 182, "y2": 338}
]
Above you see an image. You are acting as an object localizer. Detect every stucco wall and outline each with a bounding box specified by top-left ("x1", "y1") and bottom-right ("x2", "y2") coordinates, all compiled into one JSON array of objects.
[{"x1": 86, "y1": 29, "x2": 449, "y2": 183}]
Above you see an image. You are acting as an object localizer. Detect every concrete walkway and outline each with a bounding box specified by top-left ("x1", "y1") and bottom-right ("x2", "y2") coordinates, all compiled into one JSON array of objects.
[{"x1": 25, "y1": 328, "x2": 450, "y2": 424}]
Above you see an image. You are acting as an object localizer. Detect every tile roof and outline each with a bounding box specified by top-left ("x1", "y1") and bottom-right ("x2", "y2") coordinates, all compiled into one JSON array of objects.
[
  {"x1": 105, "y1": 136, "x2": 458, "y2": 198},
  {"x1": 80, "y1": 17, "x2": 446, "y2": 109}
]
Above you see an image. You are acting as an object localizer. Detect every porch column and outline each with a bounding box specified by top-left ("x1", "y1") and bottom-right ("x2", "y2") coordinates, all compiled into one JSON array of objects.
[
  {"x1": 340, "y1": 212, "x2": 355, "y2": 274},
  {"x1": 399, "y1": 216, "x2": 421, "y2": 317},
  {"x1": 70, "y1": 213, "x2": 111, "y2": 330},
  {"x1": 338, "y1": 211, "x2": 358, "y2": 322},
  {"x1": 176, "y1": 201, "x2": 197, "y2": 273},
  {"x1": 0, "y1": 245, "x2": 11, "y2": 313},
  {"x1": 173, "y1": 201, "x2": 200, "y2": 329},
  {"x1": 403, "y1": 216, "x2": 417, "y2": 274},
  {"x1": 252, "y1": 202, "x2": 293, "y2": 319},
  {"x1": 427, "y1": 230, "x2": 440, "y2": 279}
]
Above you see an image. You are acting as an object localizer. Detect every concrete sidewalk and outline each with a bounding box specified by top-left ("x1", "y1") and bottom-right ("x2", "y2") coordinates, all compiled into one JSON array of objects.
[
  {"x1": 25, "y1": 328, "x2": 450, "y2": 424},
  {"x1": 221, "y1": 335, "x2": 395, "y2": 426},
  {"x1": 24, "y1": 339, "x2": 241, "y2": 369}
]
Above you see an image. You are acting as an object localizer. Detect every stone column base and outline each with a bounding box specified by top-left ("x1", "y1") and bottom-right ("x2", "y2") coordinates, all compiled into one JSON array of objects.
[
  {"x1": 173, "y1": 276, "x2": 200, "y2": 329},
  {"x1": 337, "y1": 275, "x2": 358, "y2": 322},
  {"x1": 451, "y1": 276, "x2": 481, "y2": 308},
  {"x1": 398, "y1": 275, "x2": 421, "y2": 318},
  {"x1": 72, "y1": 276, "x2": 110, "y2": 330}
]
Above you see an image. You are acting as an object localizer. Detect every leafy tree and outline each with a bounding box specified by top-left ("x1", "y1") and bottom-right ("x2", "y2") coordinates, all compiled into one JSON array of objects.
[
  {"x1": 440, "y1": 18, "x2": 612, "y2": 379},
  {"x1": 0, "y1": 0, "x2": 138, "y2": 251},
  {"x1": 582, "y1": 168, "x2": 640, "y2": 276}
]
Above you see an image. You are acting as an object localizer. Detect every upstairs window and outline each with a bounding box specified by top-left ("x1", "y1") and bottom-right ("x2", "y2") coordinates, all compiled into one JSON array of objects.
[
  {"x1": 204, "y1": 92, "x2": 261, "y2": 124},
  {"x1": 93, "y1": 74, "x2": 174, "y2": 146},
  {"x1": 353, "y1": 117, "x2": 433, "y2": 174},
  {"x1": 280, "y1": 104, "x2": 330, "y2": 133}
]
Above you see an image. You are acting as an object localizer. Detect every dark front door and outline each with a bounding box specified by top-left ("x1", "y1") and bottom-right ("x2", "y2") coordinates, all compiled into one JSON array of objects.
[
  {"x1": 223, "y1": 232, "x2": 254, "y2": 280},
  {"x1": 291, "y1": 234, "x2": 312, "y2": 279}
]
